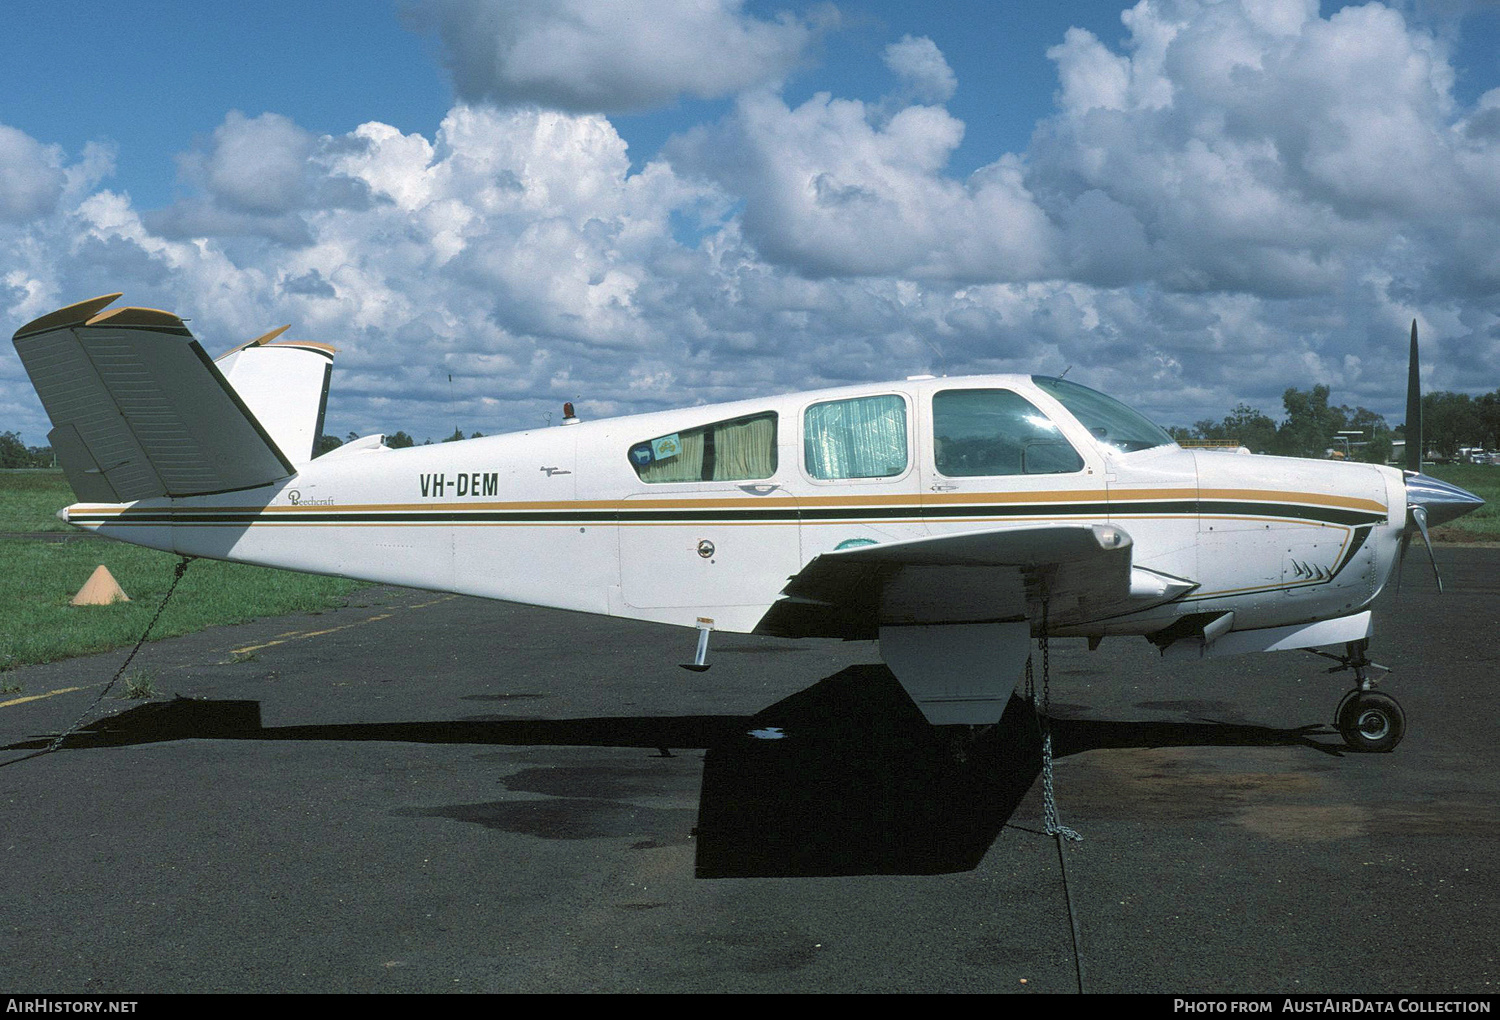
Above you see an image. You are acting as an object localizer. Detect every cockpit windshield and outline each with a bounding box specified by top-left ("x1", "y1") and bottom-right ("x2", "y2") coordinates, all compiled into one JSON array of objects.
[{"x1": 1032, "y1": 376, "x2": 1175, "y2": 454}]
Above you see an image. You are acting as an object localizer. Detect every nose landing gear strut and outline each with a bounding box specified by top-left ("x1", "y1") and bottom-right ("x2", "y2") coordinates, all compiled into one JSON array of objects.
[{"x1": 1314, "y1": 639, "x2": 1405, "y2": 752}]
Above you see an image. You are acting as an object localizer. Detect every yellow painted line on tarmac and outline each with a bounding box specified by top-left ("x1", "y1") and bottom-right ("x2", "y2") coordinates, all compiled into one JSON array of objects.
[
  {"x1": 1, "y1": 686, "x2": 85, "y2": 708},
  {"x1": 297, "y1": 613, "x2": 394, "y2": 639},
  {"x1": 229, "y1": 596, "x2": 455, "y2": 656}
]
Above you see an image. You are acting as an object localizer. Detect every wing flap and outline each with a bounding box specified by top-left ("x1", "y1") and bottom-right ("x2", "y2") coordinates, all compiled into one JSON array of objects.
[{"x1": 14, "y1": 297, "x2": 296, "y2": 500}]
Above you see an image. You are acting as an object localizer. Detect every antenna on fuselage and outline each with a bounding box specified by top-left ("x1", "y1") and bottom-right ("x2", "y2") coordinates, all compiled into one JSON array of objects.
[{"x1": 918, "y1": 335, "x2": 945, "y2": 376}]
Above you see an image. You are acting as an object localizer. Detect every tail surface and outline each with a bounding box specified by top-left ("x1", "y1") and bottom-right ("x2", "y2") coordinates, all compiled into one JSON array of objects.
[
  {"x1": 12, "y1": 295, "x2": 332, "y2": 503},
  {"x1": 214, "y1": 327, "x2": 335, "y2": 467}
]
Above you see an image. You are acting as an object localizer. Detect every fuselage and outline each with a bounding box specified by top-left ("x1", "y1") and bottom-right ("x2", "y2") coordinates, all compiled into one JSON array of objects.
[{"x1": 60, "y1": 374, "x2": 1408, "y2": 640}]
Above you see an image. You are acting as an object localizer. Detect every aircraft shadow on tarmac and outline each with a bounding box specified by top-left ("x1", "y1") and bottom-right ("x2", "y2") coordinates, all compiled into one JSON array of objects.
[{"x1": 6, "y1": 665, "x2": 1342, "y2": 878}]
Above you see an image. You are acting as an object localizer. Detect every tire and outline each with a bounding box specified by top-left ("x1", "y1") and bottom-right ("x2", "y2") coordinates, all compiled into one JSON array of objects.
[
  {"x1": 1337, "y1": 691, "x2": 1406, "y2": 752},
  {"x1": 1334, "y1": 688, "x2": 1360, "y2": 728}
]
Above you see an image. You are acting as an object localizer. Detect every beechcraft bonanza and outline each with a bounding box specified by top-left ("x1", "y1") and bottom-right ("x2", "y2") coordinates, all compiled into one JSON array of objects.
[{"x1": 12, "y1": 296, "x2": 1485, "y2": 751}]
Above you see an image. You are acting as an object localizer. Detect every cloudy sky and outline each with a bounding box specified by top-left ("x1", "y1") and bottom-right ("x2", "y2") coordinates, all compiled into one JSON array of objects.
[{"x1": 2, "y1": 0, "x2": 1498, "y2": 445}]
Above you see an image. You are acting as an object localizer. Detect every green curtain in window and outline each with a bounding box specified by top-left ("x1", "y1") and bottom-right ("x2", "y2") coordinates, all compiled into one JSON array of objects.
[{"x1": 713, "y1": 415, "x2": 776, "y2": 480}]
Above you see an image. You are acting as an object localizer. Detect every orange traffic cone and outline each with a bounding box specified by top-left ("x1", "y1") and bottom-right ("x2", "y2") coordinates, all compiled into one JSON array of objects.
[{"x1": 71, "y1": 565, "x2": 131, "y2": 606}]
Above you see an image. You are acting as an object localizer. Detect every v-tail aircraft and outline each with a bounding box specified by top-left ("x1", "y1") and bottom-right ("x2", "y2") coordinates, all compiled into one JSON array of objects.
[{"x1": 12, "y1": 296, "x2": 1484, "y2": 751}]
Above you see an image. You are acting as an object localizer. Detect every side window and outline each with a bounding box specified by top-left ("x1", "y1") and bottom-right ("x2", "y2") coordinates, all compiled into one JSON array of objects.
[
  {"x1": 804, "y1": 394, "x2": 909, "y2": 480},
  {"x1": 933, "y1": 389, "x2": 1083, "y2": 476},
  {"x1": 628, "y1": 413, "x2": 777, "y2": 483}
]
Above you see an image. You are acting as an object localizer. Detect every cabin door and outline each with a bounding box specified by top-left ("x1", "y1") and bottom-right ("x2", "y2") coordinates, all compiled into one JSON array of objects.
[{"x1": 919, "y1": 385, "x2": 1102, "y2": 535}]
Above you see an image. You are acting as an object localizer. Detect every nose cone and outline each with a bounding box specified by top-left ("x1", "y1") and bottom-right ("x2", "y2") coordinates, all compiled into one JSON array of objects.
[{"x1": 1406, "y1": 472, "x2": 1485, "y2": 527}]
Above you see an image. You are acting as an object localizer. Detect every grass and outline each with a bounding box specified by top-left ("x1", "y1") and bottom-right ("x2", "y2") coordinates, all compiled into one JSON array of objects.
[
  {"x1": 0, "y1": 537, "x2": 365, "y2": 671},
  {"x1": 0, "y1": 469, "x2": 73, "y2": 532},
  {"x1": 122, "y1": 671, "x2": 156, "y2": 699},
  {"x1": 0, "y1": 469, "x2": 363, "y2": 672}
]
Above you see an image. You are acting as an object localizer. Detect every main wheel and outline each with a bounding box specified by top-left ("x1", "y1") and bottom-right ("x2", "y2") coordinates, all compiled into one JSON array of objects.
[{"x1": 1337, "y1": 691, "x2": 1406, "y2": 752}]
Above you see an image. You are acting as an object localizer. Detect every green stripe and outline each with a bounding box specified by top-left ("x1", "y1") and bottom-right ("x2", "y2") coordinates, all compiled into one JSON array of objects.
[{"x1": 72, "y1": 498, "x2": 1385, "y2": 529}]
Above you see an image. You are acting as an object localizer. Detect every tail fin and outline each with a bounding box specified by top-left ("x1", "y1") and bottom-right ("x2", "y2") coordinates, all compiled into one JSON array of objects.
[
  {"x1": 13, "y1": 295, "x2": 300, "y2": 503},
  {"x1": 215, "y1": 327, "x2": 335, "y2": 466}
]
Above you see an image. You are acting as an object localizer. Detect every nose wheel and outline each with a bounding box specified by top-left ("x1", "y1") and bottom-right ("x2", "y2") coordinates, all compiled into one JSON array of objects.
[
  {"x1": 1314, "y1": 639, "x2": 1406, "y2": 753},
  {"x1": 1336, "y1": 690, "x2": 1406, "y2": 752}
]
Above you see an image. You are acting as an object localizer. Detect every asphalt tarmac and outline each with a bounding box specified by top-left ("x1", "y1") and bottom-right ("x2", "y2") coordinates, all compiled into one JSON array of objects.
[{"x1": 1, "y1": 549, "x2": 1496, "y2": 994}]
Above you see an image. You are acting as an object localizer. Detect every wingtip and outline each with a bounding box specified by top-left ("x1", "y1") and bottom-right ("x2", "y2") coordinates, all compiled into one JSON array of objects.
[
  {"x1": 218, "y1": 325, "x2": 292, "y2": 359},
  {"x1": 250, "y1": 325, "x2": 291, "y2": 347},
  {"x1": 13, "y1": 293, "x2": 125, "y2": 341},
  {"x1": 84, "y1": 306, "x2": 187, "y2": 330}
]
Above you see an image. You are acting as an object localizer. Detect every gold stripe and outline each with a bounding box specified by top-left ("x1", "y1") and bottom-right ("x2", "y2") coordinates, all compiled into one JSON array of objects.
[
  {"x1": 1169, "y1": 488, "x2": 1385, "y2": 513},
  {"x1": 71, "y1": 485, "x2": 1386, "y2": 518},
  {"x1": 83, "y1": 514, "x2": 1360, "y2": 532}
]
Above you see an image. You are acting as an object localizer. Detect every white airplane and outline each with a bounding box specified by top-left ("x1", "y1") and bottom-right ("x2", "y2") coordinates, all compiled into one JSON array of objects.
[{"x1": 12, "y1": 296, "x2": 1484, "y2": 751}]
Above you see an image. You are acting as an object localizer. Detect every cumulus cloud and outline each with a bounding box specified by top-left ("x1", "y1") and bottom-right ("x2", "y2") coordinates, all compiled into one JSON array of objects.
[
  {"x1": 147, "y1": 111, "x2": 372, "y2": 243},
  {"x1": 405, "y1": 0, "x2": 832, "y2": 113},
  {"x1": 197, "y1": 110, "x2": 317, "y2": 214},
  {"x1": 1030, "y1": 0, "x2": 1500, "y2": 298},
  {"x1": 0, "y1": 124, "x2": 67, "y2": 223},
  {"x1": 3, "y1": 0, "x2": 1499, "y2": 448},
  {"x1": 667, "y1": 89, "x2": 1060, "y2": 281},
  {"x1": 883, "y1": 35, "x2": 957, "y2": 104}
]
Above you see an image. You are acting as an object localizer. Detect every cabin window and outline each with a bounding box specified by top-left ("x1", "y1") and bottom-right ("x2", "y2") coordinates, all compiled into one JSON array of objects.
[
  {"x1": 804, "y1": 394, "x2": 909, "y2": 479},
  {"x1": 932, "y1": 389, "x2": 1084, "y2": 476},
  {"x1": 628, "y1": 413, "x2": 777, "y2": 483}
]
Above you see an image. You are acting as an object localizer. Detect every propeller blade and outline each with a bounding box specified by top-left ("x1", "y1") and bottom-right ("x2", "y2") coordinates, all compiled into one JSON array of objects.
[
  {"x1": 1392, "y1": 322, "x2": 1484, "y2": 596},
  {"x1": 1409, "y1": 505, "x2": 1442, "y2": 593},
  {"x1": 1405, "y1": 319, "x2": 1422, "y2": 472}
]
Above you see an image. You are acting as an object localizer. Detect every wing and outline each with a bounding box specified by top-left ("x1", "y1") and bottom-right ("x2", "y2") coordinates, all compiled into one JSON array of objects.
[
  {"x1": 755, "y1": 524, "x2": 1199, "y2": 724},
  {"x1": 13, "y1": 295, "x2": 296, "y2": 503},
  {"x1": 755, "y1": 523, "x2": 1142, "y2": 640}
]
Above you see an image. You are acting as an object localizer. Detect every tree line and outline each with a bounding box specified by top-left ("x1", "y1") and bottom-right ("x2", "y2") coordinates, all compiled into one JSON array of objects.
[
  {"x1": 314, "y1": 428, "x2": 485, "y2": 456},
  {"x1": 0, "y1": 431, "x2": 53, "y2": 468},
  {"x1": 1168, "y1": 386, "x2": 1500, "y2": 462},
  {"x1": 0, "y1": 427, "x2": 489, "y2": 468}
]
